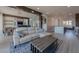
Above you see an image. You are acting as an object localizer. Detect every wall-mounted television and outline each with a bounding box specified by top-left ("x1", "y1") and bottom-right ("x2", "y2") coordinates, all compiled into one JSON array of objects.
[
  {"x1": 17, "y1": 21, "x2": 23, "y2": 27},
  {"x1": 17, "y1": 21, "x2": 31, "y2": 27}
]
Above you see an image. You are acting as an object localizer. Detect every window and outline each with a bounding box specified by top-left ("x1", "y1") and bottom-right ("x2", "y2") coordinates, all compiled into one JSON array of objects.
[{"x1": 63, "y1": 20, "x2": 72, "y2": 26}]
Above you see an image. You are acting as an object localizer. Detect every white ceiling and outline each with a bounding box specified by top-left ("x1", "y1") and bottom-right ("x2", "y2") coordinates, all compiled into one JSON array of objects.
[{"x1": 27, "y1": 6, "x2": 79, "y2": 16}]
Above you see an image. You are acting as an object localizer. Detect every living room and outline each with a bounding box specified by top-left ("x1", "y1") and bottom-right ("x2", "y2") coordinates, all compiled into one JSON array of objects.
[{"x1": 0, "y1": 6, "x2": 79, "y2": 53}]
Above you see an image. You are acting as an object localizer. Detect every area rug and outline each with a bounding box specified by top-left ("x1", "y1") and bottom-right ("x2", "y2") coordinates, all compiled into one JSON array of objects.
[
  {"x1": 10, "y1": 41, "x2": 32, "y2": 53},
  {"x1": 10, "y1": 39, "x2": 63, "y2": 53}
]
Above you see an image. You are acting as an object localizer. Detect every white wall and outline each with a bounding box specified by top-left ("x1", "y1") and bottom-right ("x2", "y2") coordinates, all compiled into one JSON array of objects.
[
  {"x1": 47, "y1": 14, "x2": 76, "y2": 32},
  {"x1": 0, "y1": 13, "x2": 4, "y2": 39},
  {"x1": 47, "y1": 14, "x2": 76, "y2": 27}
]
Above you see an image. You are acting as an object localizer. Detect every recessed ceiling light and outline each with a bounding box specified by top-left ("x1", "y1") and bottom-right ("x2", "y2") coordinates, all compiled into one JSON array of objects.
[
  {"x1": 37, "y1": 8, "x2": 39, "y2": 10},
  {"x1": 32, "y1": 11, "x2": 34, "y2": 13}
]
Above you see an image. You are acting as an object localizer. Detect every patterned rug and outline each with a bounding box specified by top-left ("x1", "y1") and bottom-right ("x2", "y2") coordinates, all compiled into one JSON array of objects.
[
  {"x1": 10, "y1": 41, "x2": 32, "y2": 53},
  {"x1": 10, "y1": 39, "x2": 63, "y2": 53}
]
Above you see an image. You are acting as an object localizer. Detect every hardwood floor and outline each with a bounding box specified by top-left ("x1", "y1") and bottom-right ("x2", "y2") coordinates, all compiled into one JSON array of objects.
[
  {"x1": 0, "y1": 31, "x2": 79, "y2": 53},
  {"x1": 0, "y1": 36, "x2": 12, "y2": 53},
  {"x1": 56, "y1": 30, "x2": 79, "y2": 53}
]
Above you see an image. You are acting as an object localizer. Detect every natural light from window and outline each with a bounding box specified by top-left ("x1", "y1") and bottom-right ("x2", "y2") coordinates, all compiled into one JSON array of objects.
[{"x1": 63, "y1": 20, "x2": 72, "y2": 26}]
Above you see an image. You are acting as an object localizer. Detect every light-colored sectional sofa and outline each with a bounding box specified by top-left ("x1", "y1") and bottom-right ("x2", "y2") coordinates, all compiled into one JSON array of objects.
[{"x1": 13, "y1": 27, "x2": 52, "y2": 46}]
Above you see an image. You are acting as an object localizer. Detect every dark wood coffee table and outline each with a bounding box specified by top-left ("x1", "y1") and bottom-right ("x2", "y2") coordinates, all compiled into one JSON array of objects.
[{"x1": 31, "y1": 35, "x2": 58, "y2": 53}]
